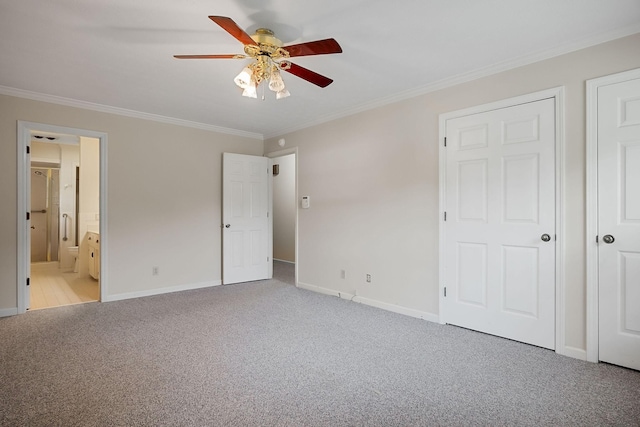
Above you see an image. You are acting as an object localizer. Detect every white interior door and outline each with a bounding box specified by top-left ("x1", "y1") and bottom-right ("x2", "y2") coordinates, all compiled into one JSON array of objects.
[
  {"x1": 222, "y1": 153, "x2": 270, "y2": 284},
  {"x1": 444, "y1": 98, "x2": 556, "y2": 349},
  {"x1": 597, "y1": 77, "x2": 640, "y2": 371}
]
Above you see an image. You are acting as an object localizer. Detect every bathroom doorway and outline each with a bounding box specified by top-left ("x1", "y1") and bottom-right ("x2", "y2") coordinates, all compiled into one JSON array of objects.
[
  {"x1": 29, "y1": 136, "x2": 100, "y2": 310},
  {"x1": 17, "y1": 122, "x2": 107, "y2": 314}
]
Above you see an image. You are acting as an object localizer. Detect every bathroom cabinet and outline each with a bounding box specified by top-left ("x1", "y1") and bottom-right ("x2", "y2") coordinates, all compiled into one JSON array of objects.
[{"x1": 87, "y1": 232, "x2": 100, "y2": 280}]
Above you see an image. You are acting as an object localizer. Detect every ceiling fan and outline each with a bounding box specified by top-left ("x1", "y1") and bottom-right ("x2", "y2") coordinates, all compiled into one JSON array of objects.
[{"x1": 174, "y1": 16, "x2": 343, "y2": 99}]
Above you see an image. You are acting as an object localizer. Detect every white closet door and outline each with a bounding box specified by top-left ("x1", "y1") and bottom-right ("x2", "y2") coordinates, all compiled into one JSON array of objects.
[
  {"x1": 444, "y1": 98, "x2": 556, "y2": 349},
  {"x1": 598, "y1": 77, "x2": 640, "y2": 371}
]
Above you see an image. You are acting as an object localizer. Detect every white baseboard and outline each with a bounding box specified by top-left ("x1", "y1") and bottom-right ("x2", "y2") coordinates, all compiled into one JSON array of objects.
[
  {"x1": 0, "y1": 307, "x2": 18, "y2": 317},
  {"x1": 103, "y1": 280, "x2": 222, "y2": 303},
  {"x1": 562, "y1": 345, "x2": 588, "y2": 361},
  {"x1": 273, "y1": 258, "x2": 295, "y2": 264},
  {"x1": 297, "y1": 281, "x2": 340, "y2": 297},
  {"x1": 352, "y1": 295, "x2": 440, "y2": 323},
  {"x1": 297, "y1": 282, "x2": 439, "y2": 323}
]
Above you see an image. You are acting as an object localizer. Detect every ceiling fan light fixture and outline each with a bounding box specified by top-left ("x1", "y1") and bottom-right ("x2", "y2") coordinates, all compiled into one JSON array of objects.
[
  {"x1": 234, "y1": 66, "x2": 253, "y2": 89},
  {"x1": 276, "y1": 88, "x2": 291, "y2": 100},
  {"x1": 268, "y1": 69, "x2": 285, "y2": 92},
  {"x1": 242, "y1": 84, "x2": 258, "y2": 99}
]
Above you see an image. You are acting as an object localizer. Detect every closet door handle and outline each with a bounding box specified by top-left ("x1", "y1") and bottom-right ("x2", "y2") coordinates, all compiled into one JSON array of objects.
[{"x1": 602, "y1": 235, "x2": 615, "y2": 244}]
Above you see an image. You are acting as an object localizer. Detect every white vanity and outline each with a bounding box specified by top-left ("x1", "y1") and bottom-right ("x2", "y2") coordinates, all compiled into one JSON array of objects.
[{"x1": 87, "y1": 231, "x2": 100, "y2": 280}]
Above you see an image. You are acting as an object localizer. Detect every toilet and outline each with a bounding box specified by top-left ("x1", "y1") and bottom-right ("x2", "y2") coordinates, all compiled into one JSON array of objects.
[{"x1": 68, "y1": 246, "x2": 79, "y2": 273}]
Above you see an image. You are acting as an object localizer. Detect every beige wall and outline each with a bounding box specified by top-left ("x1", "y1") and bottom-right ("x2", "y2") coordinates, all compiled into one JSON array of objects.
[
  {"x1": 0, "y1": 96, "x2": 262, "y2": 310},
  {"x1": 265, "y1": 33, "x2": 640, "y2": 355}
]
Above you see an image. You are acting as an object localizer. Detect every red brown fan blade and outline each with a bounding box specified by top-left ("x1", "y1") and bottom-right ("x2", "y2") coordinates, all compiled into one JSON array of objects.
[
  {"x1": 209, "y1": 16, "x2": 257, "y2": 46},
  {"x1": 283, "y1": 63, "x2": 333, "y2": 88},
  {"x1": 285, "y1": 38, "x2": 342, "y2": 57},
  {"x1": 174, "y1": 54, "x2": 243, "y2": 59}
]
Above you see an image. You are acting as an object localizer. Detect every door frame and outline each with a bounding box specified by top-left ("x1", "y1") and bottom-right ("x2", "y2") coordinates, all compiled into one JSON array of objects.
[
  {"x1": 438, "y1": 87, "x2": 567, "y2": 355},
  {"x1": 267, "y1": 147, "x2": 299, "y2": 286},
  {"x1": 17, "y1": 121, "x2": 108, "y2": 313},
  {"x1": 585, "y1": 67, "x2": 640, "y2": 363}
]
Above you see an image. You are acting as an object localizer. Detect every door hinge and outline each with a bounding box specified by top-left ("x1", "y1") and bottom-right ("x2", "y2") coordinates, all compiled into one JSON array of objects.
[
  {"x1": 596, "y1": 235, "x2": 599, "y2": 243},
  {"x1": 444, "y1": 211, "x2": 447, "y2": 221},
  {"x1": 26, "y1": 278, "x2": 30, "y2": 287},
  {"x1": 26, "y1": 212, "x2": 30, "y2": 220},
  {"x1": 444, "y1": 287, "x2": 447, "y2": 297},
  {"x1": 267, "y1": 211, "x2": 269, "y2": 218},
  {"x1": 444, "y1": 137, "x2": 447, "y2": 147},
  {"x1": 26, "y1": 145, "x2": 30, "y2": 154}
]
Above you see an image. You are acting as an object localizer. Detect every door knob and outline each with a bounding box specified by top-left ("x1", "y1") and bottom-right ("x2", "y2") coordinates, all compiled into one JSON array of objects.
[
  {"x1": 602, "y1": 234, "x2": 615, "y2": 244},
  {"x1": 225, "y1": 224, "x2": 231, "y2": 228},
  {"x1": 541, "y1": 234, "x2": 551, "y2": 242}
]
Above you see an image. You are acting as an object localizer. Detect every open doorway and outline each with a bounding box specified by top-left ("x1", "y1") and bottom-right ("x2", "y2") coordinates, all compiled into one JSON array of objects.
[
  {"x1": 17, "y1": 121, "x2": 108, "y2": 314},
  {"x1": 29, "y1": 135, "x2": 100, "y2": 309},
  {"x1": 269, "y1": 149, "x2": 297, "y2": 286}
]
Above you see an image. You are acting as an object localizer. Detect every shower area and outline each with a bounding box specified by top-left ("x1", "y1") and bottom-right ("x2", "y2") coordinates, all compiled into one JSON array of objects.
[{"x1": 31, "y1": 167, "x2": 63, "y2": 263}]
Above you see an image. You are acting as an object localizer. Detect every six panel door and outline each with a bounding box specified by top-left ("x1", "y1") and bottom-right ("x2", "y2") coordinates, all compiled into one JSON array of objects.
[
  {"x1": 597, "y1": 77, "x2": 640, "y2": 371},
  {"x1": 444, "y1": 98, "x2": 556, "y2": 349},
  {"x1": 222, "y1": 153, "x2": 270, "y2": 284}
]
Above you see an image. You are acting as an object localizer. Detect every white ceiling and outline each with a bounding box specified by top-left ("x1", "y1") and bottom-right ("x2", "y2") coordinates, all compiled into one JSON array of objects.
[{"x1": 1, "y1": 0, "x2": 640, "y2": 139}]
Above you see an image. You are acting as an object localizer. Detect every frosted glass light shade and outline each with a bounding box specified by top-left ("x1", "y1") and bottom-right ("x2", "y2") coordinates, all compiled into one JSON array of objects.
[
  {"x1": 234, "y1": 67, "x2": 253, "y2": 89},
  {"x1": 268, "y1": 70, "x2": 285, "y2": 92},
  {"x1": 242, "y1": 85, "x2": 258, "y2": 99},
  {"x1": 276, "y1": 88, "x2": 290, "y2": 100}
]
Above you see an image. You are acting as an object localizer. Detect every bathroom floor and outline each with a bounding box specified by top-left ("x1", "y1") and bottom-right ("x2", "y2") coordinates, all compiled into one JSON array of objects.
[{"x1": 30, "y1": 262, "x2": 99, "y2": 310}]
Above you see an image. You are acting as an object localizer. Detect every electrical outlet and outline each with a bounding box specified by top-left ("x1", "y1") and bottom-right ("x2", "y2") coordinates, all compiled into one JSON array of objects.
[
  {"x1": 366, "y1": 274, "x2": 371, "y2": 283},
  {"x1": 152, "y1": 266, "x2": 159, "y2": 276},
  {"x1": 341, "y1": 270, "x2": 346, "y2": 279}
]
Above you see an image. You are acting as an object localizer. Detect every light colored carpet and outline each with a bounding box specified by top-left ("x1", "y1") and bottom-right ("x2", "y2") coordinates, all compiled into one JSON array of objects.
[{"x1": 1, "y1": 262, "x2": 639, "y2": 426}]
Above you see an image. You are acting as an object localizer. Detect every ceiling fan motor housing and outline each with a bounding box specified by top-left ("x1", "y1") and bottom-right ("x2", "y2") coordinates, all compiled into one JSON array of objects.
[{"x1": 245, "y1": 28, "x2": 289, "y2": 59}]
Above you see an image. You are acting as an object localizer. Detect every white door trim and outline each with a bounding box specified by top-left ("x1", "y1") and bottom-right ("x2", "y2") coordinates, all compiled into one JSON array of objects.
[
  {"x1": 266, "y1": 147, "x2": 299, "y2": 287},
  {"x1": 585, "y1": 67, "x2": 640, "y2": 363},
  {"x1": 438, "y1": 87, "x2": 567, "y2": 355},
  {"x1": 17, "y1": 121, "x2": 108, "y2": 313}
]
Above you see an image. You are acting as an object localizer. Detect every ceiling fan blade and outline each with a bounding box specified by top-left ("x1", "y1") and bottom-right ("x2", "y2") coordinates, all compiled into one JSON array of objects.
[
  {"x1": 174, "y1": 54, "x2": 245, "y2": 59},
  {"x1": 283, "y1": 63, "x2": 333, "y2": 88},
  {"x1": 209, "y1": 16, "x2": 257, "y2": 46},
  {"x1": 285, "y1": 38, "x2": 342, "y2": 57}
]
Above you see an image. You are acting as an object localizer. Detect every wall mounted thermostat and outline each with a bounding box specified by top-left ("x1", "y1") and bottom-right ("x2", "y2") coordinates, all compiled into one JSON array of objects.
[{"x1": 301, "y1": 196, "x2": 310, "y2": 209}]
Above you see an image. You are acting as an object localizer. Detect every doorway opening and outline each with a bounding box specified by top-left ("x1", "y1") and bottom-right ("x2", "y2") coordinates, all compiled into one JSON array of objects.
[
  {"x1": 17, "y1": 121, "x2": 108, "y2": 314},
  {"x1": 268, "y1": 148, "x2": 298, "y2": 286}
]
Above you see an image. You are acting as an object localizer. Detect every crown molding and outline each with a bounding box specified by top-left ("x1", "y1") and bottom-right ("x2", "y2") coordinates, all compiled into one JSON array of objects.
[
  {"x1": 264, "y1": 25, "x2": 640, "y2": 139},
  {"x1": 0, "y1": 86, "x2": 264, "y2": 140}
]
